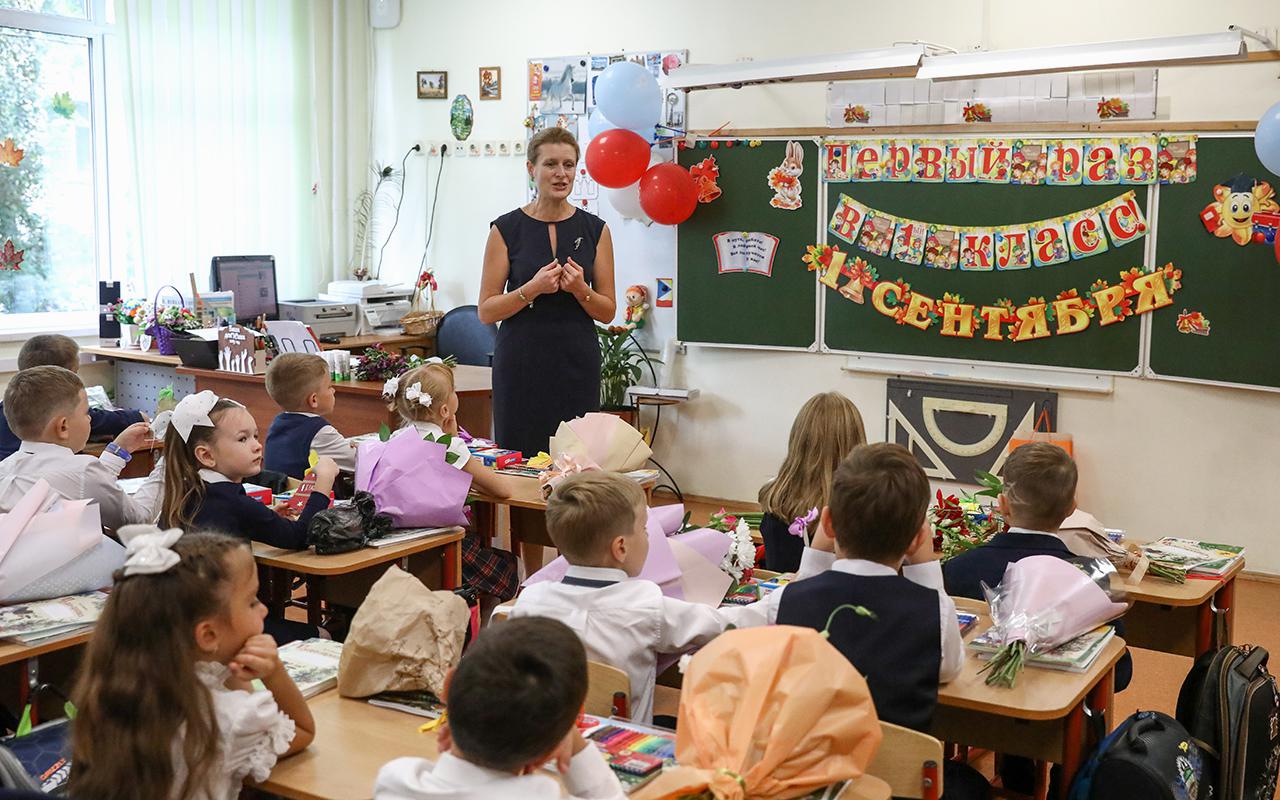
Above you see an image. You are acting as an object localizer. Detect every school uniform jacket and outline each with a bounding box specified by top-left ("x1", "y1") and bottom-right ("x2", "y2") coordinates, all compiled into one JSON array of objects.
[
  {"x1": 188, "y1": 469, "x2": 329, "y2": 550},
  {"x1": 942, "y1": 527, "x2": 1133, "y2": 690},
  {"x1": 374, "y1": 749, "x2": 625, "y2": 800},
  {"x1": 0, "y1": 440, "x2": 163, "y2": 529},
  {"x1": 263, "y1": 412, "x2": 354, "y2": 478},
  {"x1": 508, "y1": 565, "x2": 765, "y2": 724}
]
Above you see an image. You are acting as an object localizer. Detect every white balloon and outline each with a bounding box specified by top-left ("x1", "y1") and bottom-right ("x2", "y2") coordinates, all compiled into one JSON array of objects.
[
  {"x1": 605, "y1": 155, "x2": 663, "y2": 223},
  {"x1": 586, "y1": 109, "x2": 653, "y2": 143}
]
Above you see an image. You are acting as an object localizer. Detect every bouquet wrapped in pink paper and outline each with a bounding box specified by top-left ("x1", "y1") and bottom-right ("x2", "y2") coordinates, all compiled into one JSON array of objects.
[
  {"x1": 979, "y1": 555, "x2": 1128, "y2": 687},
  {"x1": 355, "y1": 433, "x2": 472, "y2": 528},
  {"x1": 539, "y1": 412, "x2": 652, "y2": 497}
]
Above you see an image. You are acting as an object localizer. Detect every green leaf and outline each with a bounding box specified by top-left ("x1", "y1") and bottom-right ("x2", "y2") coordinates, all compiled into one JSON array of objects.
[{"x1": 378, "y1": 422, "x2": 392, "y2": 442}]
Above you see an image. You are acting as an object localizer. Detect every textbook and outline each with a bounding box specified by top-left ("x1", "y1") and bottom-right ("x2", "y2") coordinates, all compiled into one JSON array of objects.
[
  {"x1": 0, "y1": 591, "x2": 106, "y2": 645},
  {"x1": 366, "y1": 690, "x2": 446, "y2": 719},
  {"x1": 970, "y1": 625, "x2": 1115, "y2": 673},
  {"x1": 278, "y1": 638, "x2": 343, "y2": 698},
  {"x1": 367, "y1": 526, "x2": 454, "y2": 548},
  {"x1": 1141, "y1": 538, "x2": 1245, "y2": 578}
]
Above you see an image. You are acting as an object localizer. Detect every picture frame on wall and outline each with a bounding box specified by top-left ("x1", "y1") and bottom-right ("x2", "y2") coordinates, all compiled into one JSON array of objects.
[
  {"x1": 417, "y1": 70, "x2": 447, "y2": 99},
  {"x1": 479, "y1": 66, "x2": 501, "y2": 100}
]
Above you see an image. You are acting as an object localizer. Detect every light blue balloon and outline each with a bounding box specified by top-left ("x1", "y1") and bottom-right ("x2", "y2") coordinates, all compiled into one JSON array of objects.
[
  {"x1": 586, "y1": 110, "x2": 654, "y2": 143},
  {"x1": 594, "y1": 61, "x2": 661, "y2": 133},
  {"x1": 1256, "y1": 100, "x2": 1280, "y2": 177}
]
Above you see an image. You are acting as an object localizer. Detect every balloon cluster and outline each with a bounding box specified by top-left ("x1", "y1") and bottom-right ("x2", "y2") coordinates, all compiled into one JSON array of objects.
[{"x1": 585, "y1": 61, "x2": 696, "y2": 226}]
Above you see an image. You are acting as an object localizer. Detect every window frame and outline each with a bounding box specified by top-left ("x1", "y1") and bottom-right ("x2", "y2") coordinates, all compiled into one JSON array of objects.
[{"x1": 0, "y1": 0, "x2": 112, "y2": 339}]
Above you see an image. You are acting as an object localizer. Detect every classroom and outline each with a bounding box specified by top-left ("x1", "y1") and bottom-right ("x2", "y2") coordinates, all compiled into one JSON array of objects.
[{"x1": 0, "y1": 0, "x2": 1277, "y2": 798}]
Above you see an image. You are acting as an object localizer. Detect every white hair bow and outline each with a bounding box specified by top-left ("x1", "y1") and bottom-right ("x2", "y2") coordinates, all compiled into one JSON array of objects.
[
  {"x1": 150, "y1": 390, "x2": 222, "y2": 442},
  {"x1": 404, "y1": 382, "x2": 433, "y2": 409},
  {"x1": 118, "y1": 525, "x2": 183, "y2": 577},
  {"x1": 381, "y1": 376, "x2": 400, "y2": 399}
]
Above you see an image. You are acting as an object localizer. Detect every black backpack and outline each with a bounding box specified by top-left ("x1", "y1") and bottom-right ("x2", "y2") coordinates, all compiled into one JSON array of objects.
[
  {"x1": 1177, "y1": 644, "x2": 1280, "y2": 800},
  {"x1": 1070, "y1": 710, "x2": 1207, "y2": 800}
]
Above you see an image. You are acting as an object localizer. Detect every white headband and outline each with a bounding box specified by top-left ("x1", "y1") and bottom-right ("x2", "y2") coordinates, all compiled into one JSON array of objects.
[
  {"x1": 151, "y1": 390, "x2": 237, "y2": 442},
  {"x1": 118, "y1": 525, "x2": 183, "y2": 577}
]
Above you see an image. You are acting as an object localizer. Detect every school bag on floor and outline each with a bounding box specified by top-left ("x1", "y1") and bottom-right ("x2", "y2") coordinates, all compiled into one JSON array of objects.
[
  {"x1": 1069, "y1": 710, "x2": 1207, "y2": 800},
  {"x1": 1176, "y1": 644, "x2": 1280, "y2": 800}
]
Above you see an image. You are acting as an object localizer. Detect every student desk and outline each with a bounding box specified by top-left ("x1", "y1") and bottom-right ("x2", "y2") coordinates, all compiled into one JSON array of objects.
[
  {"x1": 1122, "y1": 559, "x2": 1243, "y2": 658},
  {"x1": 83, "y1": 439, "x2": 163, "y2": 479},
  {"x1": 253, "y1": 528, "x2": 465, "y2": 625},
  {"x1": 935, "y1": 599, "x2": 1124, "y2": 800},
  {"x1": 470, "y1": 475, "x2": 658, "y2": 570},
  {"x1": 175, "y1": 365, "x2": 493, "y2": 440},
  {"x1": 260, "y1": 690, "x2": 892, "y2": 800},
  {"x1": 0, "y1": 629, "x2": 95, "y2": 723}
]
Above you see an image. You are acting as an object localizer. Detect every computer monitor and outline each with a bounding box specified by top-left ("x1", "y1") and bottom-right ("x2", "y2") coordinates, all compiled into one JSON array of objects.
[{"x1": 210, "y1": 255, "x2": 279, "y2": 322}]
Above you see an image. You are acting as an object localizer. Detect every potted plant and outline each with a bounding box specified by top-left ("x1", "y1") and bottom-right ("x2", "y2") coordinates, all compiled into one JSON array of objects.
[
  {"x1": 597, "y1": 326, "x2": 648, "y2": 411},
  {"x1": 107, "y1": 299, "x2": 152, "y2": 348}
]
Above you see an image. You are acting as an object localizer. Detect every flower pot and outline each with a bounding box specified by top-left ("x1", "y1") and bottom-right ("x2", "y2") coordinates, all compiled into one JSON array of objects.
[{"x1": 118, "y1": 323, "x2": 138, "y2": 348}]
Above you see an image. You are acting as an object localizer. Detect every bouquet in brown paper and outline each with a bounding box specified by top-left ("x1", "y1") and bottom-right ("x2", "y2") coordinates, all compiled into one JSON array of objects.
[
  {"x1": 540, "y1": 412, "x2": 652, "y2": 497},
  {"x1": 337, "y1": 565, "x2": 470, "y2": 698},
  {"x1": 632, "y1": 626, "x2": 881, "y2": 800}
]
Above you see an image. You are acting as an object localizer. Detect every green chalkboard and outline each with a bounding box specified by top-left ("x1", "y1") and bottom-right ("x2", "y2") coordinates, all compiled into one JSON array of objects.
[
  {"x1": 1148, "y1": 136, "x2": 1280, "y2": 390},
  {"x1": 676, "y1": 139, "x2": 819, "y2": 348},
  {"x1": 822, "y1": 180, "x2": 1150, "y2": 373}
]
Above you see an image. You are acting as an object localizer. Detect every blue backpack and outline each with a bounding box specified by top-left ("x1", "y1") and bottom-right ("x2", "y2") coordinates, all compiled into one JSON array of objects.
[{"x1": 1069, "y1": 710, "x2": 1207, "y2": 800}]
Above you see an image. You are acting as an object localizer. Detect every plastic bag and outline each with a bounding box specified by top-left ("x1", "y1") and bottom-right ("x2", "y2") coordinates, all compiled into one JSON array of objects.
[{"x1": 307, "y1": 491, "x2": 393, "y2": 555}]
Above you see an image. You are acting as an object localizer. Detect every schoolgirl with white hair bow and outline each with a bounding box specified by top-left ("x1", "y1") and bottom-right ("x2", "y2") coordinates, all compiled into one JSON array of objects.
[
  {"x1": 155, "y1": 390, "x2": 338, "y2": 643},
  {"x1": 70, "y1": 526, "x2": 316, "y2": 800}
]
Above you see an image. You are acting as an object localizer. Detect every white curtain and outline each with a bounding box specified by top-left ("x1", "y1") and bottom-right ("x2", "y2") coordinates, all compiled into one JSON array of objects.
[{"x1": 105, "y1": 0, "x2": 370, "y2": 302}]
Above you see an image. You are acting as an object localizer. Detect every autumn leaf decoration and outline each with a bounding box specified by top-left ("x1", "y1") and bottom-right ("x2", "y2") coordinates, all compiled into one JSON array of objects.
[
  {"x1": 0, "y1": 138, "x2": 23, "y2": 168},
  {"x1": 0, "y1": 240, "x2": 23, "y2": 271}
]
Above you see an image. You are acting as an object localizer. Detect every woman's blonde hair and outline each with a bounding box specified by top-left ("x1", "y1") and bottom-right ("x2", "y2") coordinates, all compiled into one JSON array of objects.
[
  {"x1": 528, "y1": 127, "x2": 580, "y2": 165},
  {"x1": 71, "y1": 531, "x2": 252, "y2": 800},
  {"x1": 759, "y1": 392, "x2": 867, "y2": 530},
  {"x1": 159, "y1": 399, "x2": 242, "y2": 531},
  {"x1": 390, "y1": 363, "x2": 455, "y2": 424}
]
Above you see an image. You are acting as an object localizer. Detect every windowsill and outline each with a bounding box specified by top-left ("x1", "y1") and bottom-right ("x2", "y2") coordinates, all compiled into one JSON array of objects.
[{"x1": 0, "y1": 326, "x2": 99, "y2": 342}]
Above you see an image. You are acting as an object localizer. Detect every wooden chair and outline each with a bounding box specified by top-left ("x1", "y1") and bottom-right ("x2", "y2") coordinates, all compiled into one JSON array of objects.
[
  {"x1": 585, "y1": 660, "x2": 630, "y2": 717},
  {"x1": 867, "y1": 721, "x2": 943, "y2": 800}
]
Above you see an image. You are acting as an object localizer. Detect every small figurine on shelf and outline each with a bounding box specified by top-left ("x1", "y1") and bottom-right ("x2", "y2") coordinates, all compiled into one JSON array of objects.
[{"x1": 622, "y1": 284, "x2": 648, "y2": 331}]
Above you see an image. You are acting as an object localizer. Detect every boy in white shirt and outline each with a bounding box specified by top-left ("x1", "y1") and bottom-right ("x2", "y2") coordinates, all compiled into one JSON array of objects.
[
  {"x1": 374, "y1": 616, "x2": 624, "y2": 800},
  {"x1": 0, "y1": 366, "x2": 161, "y2": 528},
  {"x1": 262, "y1": 353, "x2": 355, "y2": 478},
  {"x1": 509, "y1": 472, "x2": 764, "y2": 724}
]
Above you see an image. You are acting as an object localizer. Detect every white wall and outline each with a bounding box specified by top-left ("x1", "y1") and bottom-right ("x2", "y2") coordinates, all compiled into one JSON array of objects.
[{"x1": 369, "y1": 0, "x2": 1280, "y2": 570}]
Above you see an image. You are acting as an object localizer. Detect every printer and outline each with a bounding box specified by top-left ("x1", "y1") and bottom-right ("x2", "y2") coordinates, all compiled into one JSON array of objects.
[
  {"x1": 278, "y1": 300, "x2": 358, "y2": 338},
  {"x1": 318, "y1": 280, "x2": 414, "y2": 335}
]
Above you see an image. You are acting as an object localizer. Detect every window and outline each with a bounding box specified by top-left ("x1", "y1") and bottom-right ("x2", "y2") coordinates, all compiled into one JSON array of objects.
[{"x1": 0, "y1": 2, "x2": 106, "y2": 335}]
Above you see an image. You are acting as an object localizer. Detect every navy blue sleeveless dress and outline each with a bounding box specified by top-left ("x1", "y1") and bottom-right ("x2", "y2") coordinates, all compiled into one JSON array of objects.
[{"x1": 490, "y1": 208, "x2": 604, "y2": 457}]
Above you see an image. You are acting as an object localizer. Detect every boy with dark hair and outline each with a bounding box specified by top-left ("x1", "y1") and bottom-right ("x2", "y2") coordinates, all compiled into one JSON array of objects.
[
  {"x1": 374, "y1": 616, "x2": 624, "y2": 800},
  {"x1": 0, "y1": 334, "x2": 147, "y2": 460},
  {"x1": 262, "y1": 353, "x2": 353, "y2": 478},
  {"x1": 775, "y1": 443, "x2": 963, "y2": 732},
  {"x1": 0, "y1": 366, "x2": 160, "y2": 527},
  {"x1": 509, "y1": 471, "x2": 765, "y2": 724}
]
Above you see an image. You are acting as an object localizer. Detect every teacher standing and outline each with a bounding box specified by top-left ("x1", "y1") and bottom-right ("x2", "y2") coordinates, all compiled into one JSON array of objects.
[{"x1": 479, "y1": 127, "x2": 617, "y2": 457}]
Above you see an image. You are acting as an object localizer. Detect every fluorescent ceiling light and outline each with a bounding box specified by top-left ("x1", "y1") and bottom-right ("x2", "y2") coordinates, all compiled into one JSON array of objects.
[
  {"x1": 917, "y1": 31, "x2": 1247, "y2": 80},
  {"x1": 661, "y1": 45, "x2": 924, "y2": 91}
]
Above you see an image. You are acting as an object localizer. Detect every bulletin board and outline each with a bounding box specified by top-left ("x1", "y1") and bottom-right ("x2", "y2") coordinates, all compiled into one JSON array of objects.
[
  {"x1": 674, "y1": 139, "x2": 822, "y2": 349},
  {"x1": 1146, "y1": 135, "x2": 1280, "y2": 391}
]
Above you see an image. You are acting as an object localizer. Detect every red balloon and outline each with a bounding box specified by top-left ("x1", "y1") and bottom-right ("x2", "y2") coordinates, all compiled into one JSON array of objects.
[
  {"x1": 585, "y1": 129, "x2": 652, "y2": 188},
  {"x1": 638, "y1": 163, "x2": 698, "y2": 225}
]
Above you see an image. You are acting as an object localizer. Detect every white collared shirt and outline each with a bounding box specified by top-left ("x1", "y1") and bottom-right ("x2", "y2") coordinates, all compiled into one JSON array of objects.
[
  {"x1": 509, "y1": 565, "x2": 764, "y2": 724},
  {"x1": 199, "y1": 468, "x2": 233, "y2": 484},
  {"x1": 296, "y1": 413, "x2": 356, "y2": 473},
  {"x1": 393, "y1": 420, "x2": 470, "y2": 470},
  {"x1": 770, "y1": 551, "x2": 964, "y2": 683},
  {"x1": 374, "y1": 748, "x2": 624, "y2": 800},
  {"x1": 0, "y1": 441, "x2": 163, "y2": 529}
]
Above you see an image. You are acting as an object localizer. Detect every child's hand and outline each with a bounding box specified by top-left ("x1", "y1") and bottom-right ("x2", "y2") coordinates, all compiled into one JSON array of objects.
[
  {"x1": 312, "y1": 456, "x2": 339, "y2": 485},
  {"x1": 111, "y1": 422, "x2": 153, "y2": 454},
  {"x1": 269, "y1": 500, "x2": 298, "y2": 520},
  {"x1": 228, "y1": 634, "x2": 280, "y2": 682},
  {"x1": 550, "y1": 727, "x2": 589, "y2": 773}
]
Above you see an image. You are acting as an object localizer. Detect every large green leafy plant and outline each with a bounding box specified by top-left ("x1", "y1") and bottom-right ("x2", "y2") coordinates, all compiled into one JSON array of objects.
[{"x1": 597, "y1": 327, "x2": 646, "y2": 409}]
